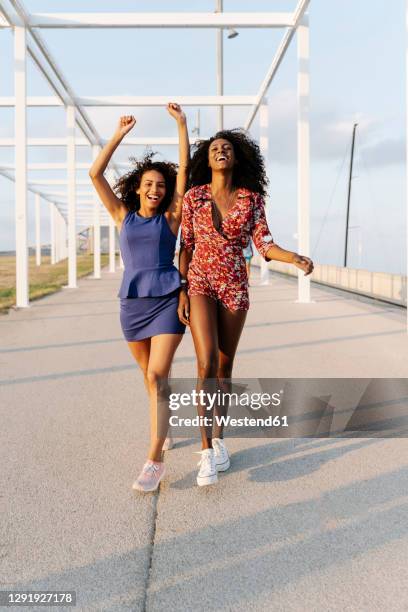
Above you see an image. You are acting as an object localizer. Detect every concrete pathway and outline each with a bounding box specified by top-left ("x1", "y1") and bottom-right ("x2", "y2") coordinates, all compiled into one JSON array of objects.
[{"x1": 1, "y1": 268, "x2": 408, "y2": 611}]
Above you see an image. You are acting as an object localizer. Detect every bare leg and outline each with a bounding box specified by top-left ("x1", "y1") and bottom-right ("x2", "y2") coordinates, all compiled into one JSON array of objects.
[
  {"x1": 127, "y1": 335, "x2": 182, "y2": 461},
  {"x1": 127, "y1": 338, "x2": 151, "y2": 388},
  {"x1": 146, "y1": 334, "x2": 183, "y2": 461},
  {"x1": 189, "y1": 295, "x2": 219, "y2": 449},
  {"x1": 213, "y1": 304, "x2": 247, "y2": 439}
]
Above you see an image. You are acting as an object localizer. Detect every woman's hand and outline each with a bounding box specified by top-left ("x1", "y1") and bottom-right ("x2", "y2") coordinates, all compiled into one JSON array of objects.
[
  {"x1": 167, "y1": 102, "x2": 186, "y2": 125},
  {"x1": 177, "y1": 289, "x2": 190, "y2": 326},
  {"x1": 293, "y1": 253, "x2": 314, "y2": 276},
  {"x1": 115, "y1": 115, "x2": 136, "y2": 140}
]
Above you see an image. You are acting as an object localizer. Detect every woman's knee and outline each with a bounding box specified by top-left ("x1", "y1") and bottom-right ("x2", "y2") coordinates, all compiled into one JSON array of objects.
[
  {"x1": 146, "y1": 369, "x2": 165, "y2": 388},
  {"x1": 218, "y1": 362, "x2": 233, "y2": 379},
  {"x1": 197, "y1": 354, "x2": 219, "y2": 379}
]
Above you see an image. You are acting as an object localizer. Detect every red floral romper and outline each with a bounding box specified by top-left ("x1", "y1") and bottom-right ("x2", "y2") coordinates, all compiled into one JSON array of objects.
[{"x1": 181, "y1": 183, "x2": 274, "y2": 311}]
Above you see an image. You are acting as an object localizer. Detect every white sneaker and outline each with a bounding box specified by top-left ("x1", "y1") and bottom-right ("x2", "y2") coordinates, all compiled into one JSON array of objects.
[
  {"x1": 212, "y1": 438, "x2": 231, "y2": 472},
  {"x1": 196, "y1": 448, "x2": 218, "y2": 487}
]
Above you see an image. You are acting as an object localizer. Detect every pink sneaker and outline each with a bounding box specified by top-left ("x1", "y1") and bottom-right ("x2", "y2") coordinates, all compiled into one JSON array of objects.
[{"x1": 132, "y1": 460, "x2": 166, "y2": 492}]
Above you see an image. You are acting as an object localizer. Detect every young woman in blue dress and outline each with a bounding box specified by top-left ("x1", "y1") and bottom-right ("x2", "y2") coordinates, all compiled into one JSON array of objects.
[{"x1": 89, "y1": 103, "x2": 189, "y2": 492}]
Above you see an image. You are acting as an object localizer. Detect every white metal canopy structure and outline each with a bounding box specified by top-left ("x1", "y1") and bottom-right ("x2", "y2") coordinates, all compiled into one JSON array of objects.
[{"x1": 0, "y1": 0, "x2": 311, "y2": 310}]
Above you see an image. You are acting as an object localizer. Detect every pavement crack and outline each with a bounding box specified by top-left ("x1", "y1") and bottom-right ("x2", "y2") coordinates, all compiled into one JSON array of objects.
[{"x1": 142, "y1": 483, "x2": 161, "y2": 612}]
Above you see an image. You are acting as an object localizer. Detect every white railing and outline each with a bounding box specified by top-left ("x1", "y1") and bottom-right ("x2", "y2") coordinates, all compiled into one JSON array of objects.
[{"x1": 253, "y1": 257, "x2": 407, "y2": 307}]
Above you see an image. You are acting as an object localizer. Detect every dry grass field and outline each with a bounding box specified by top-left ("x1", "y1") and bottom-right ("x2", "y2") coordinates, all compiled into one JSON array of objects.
[{"x1": 0, "y1": 254, "x2": 109, "y2": 313}]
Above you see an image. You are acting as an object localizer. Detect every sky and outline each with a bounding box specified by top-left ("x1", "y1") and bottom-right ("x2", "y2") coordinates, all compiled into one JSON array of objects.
[{"x1": 0, "y1": 0, "x2": 406, "y2": 274}]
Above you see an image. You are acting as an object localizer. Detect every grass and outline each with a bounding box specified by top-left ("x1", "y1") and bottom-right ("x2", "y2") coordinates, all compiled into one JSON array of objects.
[{"x1": 0, "y1": 254, "x2": 109, "y2": 314}]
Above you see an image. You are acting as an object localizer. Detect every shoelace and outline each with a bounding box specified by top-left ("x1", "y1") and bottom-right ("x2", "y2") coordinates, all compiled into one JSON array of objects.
[
  {"x1": 195, "y1": 451, "x2": 215, "y2": 470},
  {"x1": 143, "y1": 462, "x2": 159, "y2": 475},
  {"x1": 213, "y1": 440, "x2": 227, "y2": 458}
]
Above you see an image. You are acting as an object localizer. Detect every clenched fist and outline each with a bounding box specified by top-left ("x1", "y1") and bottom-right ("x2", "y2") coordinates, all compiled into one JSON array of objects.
[
  {"x1": 167, "y1": 102, "x2": 186, "y2": 125},
  {"x1": 115, "y1": 115, "x2": 136, "y2": 139}
]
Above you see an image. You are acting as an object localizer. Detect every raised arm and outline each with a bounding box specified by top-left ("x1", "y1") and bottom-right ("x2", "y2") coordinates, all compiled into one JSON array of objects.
[
  {"x1": 89, "y1": 116, "x2": 136, "y2": 229},
  {"x1": 165, "y1": 103, "x2": 190, "y2": 234}
]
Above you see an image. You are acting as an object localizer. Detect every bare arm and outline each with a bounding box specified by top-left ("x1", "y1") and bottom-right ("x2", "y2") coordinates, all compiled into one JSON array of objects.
[
  {"x1": 177, "y1": 244, "x2": 193, "y2": 326},
  {"x1": 165, "y1": 103, "x2": 190, "y2": 233},
  {"x1": 89, "y1": 115, "x2": 136, "y2": 227},
  {"x1": 265, "y1": 244, "x2": 314, "y2": 275},
  {"x1": 251, "y1": 194, "x2": 314, "y2": 276},
  {"x1": 179, "y1": 243, "x2": 193, "y2": 280}
]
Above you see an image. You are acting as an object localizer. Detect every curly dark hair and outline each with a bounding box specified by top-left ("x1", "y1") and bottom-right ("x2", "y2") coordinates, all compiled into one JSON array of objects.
[
  {"x1": 113, "y1": 151, "x2": 178, "y2": 213},
  {"x1": 189, "y1": 129, "x2": 268, "y2": 196}
]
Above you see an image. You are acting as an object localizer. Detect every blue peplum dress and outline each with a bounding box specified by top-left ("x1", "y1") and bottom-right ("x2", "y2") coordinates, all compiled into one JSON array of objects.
[{"x1": 118, "y1": 210, "x2": 186, "y2": 341}]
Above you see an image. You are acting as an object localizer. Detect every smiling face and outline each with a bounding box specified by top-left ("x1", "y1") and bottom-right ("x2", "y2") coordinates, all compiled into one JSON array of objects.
[
  {"x1": 136, "y1": 169, "x2": 166, "y2": 211},
  {"x1": 208, "y1": 138, "x2": 236, "y2": 172}
]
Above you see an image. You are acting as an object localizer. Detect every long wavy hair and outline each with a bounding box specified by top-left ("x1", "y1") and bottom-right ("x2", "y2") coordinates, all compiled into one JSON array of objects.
[
  {"x1": 189, "y1": 129, "x2": 268, "y2": 196},
  {"x1": 113, "y1": 152, "x2": 178, "y2": 213}
]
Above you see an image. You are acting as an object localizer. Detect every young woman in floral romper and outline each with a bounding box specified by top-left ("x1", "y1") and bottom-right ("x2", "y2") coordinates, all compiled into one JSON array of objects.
[{"x1": 178, "y1": 129, "x2": 314, "y2": 487}]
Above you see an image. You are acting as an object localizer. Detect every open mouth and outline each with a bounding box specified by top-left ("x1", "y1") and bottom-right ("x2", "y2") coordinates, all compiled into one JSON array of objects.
[
  {"x1": 216, "y1": 155, "x2": 228, "y2": 162},
  {"x1": 147, "y1": 195, "x2": 160, "y2": 202}
]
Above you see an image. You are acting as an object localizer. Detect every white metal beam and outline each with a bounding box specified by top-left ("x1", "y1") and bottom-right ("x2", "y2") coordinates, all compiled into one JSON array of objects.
[
  {"x1": 37, "y1": 191, "x2": 94, "y2": 197},
  {"x1": 2, "y1": 0, "x2": 122, "y2": 180},
  {"x1": 58, "y1": 200, "x2": 96, "y2": 206},
  {"x1": 259, "y1": 98, "x2": 270, "y2": 286},
  {"x1": 0, "y1": 162, "x2": 100, "y2": 170},
  {"x1": 14, "y1": 25, "x2": 29, "y2": 308},
  {"x1": 66, "y1": 105, "x2": 77, "y2": 288},
  {"x1": 0, "y1": 137, "x2": 197, "y2": 146},
  {"x1": 296, "y1": 14, "x2": 311, "y2": 303},
  {"x1": 0, "y1": 167, "x2": 67, "y2": 208},
  {"x1": 0, "y1": 95, "x2": 256, "y2": 107},
  {"x1": 2, "y1": 2, "x2": 96, "y2": 144},
  {"x1": 244, "y1": 0, "x2": 311, "y2": 130},
  {"x1": 0, "y1": 12, "x2": 9, "y2": 26},
  {"x1": 216, "y1": 0, "x2": 223, "y2": 131},
  {"x1": 28, "y1": 179, "x2": 91, "y2": 185},
  {"x1": 27, "y1": 12, "x2": 294, "y2": 29}
]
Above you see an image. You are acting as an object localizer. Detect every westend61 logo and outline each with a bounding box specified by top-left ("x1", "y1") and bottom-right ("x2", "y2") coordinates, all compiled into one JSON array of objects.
[{"x1": 168, "y1": 389, "x2": 283, "y2": 411}]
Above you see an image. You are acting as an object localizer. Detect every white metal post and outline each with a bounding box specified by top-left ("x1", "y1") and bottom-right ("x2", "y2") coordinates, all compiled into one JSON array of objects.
[
  {"x1": 297, "y1": 14, "x2": 311, "y2": 303},
  {"x1": 259, "y1": 98, "x2": 270, "y2": 286},
  {"x1": 49, "y1": 202, "x2": 56, "y2": 264},
  {"x1": 406, "y1": 0, "x2": 408, "y2": 330},
  {"x1": 108, "y1": 217, "x2": 116, "y2": 272},
  {"x1": 59, "y1": 212, "x2": 64, "y2": 261},
  {"x1": 14, "y1": 26, "x2": 29, "y2": 307},
  {"x1": 55, "y1": 210, "x2": 59, "y2": 262},
  {"x1": 106, "y1": 170, "x2": 116, "y2": 272},
  {"x1": 66, "y1": 105, "x2": 77, "y2": 287},
  {"x1": 63, "y1": 217, "x2": 68, "y2": 259},
  {"x1": 35, "y1": 193, "x2": 41, "y2": 266},
  {"x1": 216, "y1": 0, "x2": 224, "y2": 131},
  {"x1": 60, "y1": 215, "x2": 67, "y2": 260},
  {"x1": 92, "y1": 145, "x2": 101, "y2": 278},
  {"x1": 56, "y1": 210, "x2": 62, "y2": 262}
]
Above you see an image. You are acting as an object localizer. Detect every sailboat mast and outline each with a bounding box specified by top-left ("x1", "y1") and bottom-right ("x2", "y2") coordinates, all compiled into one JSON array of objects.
[{"x1": 344, "y1": 122, "x2": 358, "y2": 267}]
